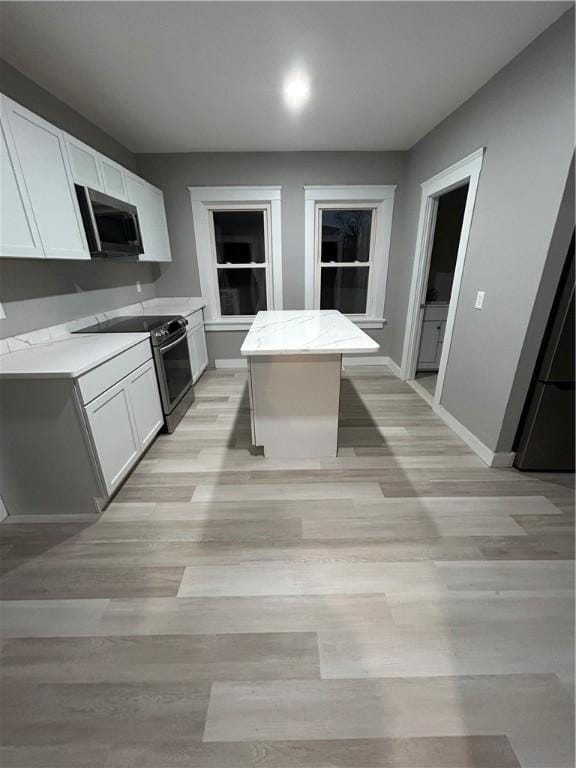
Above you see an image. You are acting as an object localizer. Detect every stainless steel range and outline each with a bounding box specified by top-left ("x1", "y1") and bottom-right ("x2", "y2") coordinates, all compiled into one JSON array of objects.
[{"x1": 75, "y1": 315, "x2": 194, "y2": 432}]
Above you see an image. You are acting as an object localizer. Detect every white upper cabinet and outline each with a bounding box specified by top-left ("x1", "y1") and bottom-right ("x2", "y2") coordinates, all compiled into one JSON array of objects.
[
  {"x1": 1, "y1": 93, "x2": 171, "y2": 262},
  {"x1": 66, "y1": 135, "x2": 104, "y2": 191},
  {"x1": 0, "y1": 109, "x2": 43, "y2": 258},
  {"x1": 100, "y1": 157, "x2": 128, "y2": 200},
  {"x1": 65, "y1": 132, "x2": 129, "y2": 201},
  {"x1": 126, "y1": 173, "x2": 172, "y2": 262},
  {"x1": 3, "y1": 97, "x2": 89, "y2": 260}
]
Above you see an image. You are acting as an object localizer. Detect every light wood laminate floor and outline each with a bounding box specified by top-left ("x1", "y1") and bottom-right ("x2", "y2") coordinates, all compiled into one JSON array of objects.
[{"x1": 1, "y1": 366, "x2": 574, "y2": 768}]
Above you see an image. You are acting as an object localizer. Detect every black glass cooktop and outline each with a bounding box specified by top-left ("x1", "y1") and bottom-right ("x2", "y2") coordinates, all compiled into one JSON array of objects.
[{"x1": 74, "y1": 315, "x2": 180, "y2": 334}]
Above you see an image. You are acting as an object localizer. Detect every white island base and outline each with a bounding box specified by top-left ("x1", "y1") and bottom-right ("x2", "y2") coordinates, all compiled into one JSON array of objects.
[
  {"x1": 248, "y1": 354, "x2": 342, "y2": 459},
  {"x1": 241, "y1": 311, "x2": 380, "y2": 459}
]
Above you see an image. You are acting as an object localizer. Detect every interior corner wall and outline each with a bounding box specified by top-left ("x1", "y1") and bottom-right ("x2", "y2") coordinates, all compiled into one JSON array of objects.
[
  {"x1": 136, "y1": 151, "x2": 407, "y2": 360},
  {"x1": 386, "y1": 9, "x2": 575, "y2": 453},
  {"x1": 0, "y1": 59, "x2": 159, "y2": 338}
]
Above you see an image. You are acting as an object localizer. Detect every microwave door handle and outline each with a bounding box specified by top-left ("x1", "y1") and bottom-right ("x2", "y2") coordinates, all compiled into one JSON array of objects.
[
  {"x1": 85, "y1": 190, "x2": 102, "y2": 252},
  {"x1": 131, "y1": 212, "x2": 142, "y2": 246}
]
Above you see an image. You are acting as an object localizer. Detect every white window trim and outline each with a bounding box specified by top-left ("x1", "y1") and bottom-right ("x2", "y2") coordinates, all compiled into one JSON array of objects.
[
  {"x1": 304, "y1": 185, "x2": 396, "y2": 328},
  {"x1": 189, "y1": 186, "x2": 282, "y2": 330}
]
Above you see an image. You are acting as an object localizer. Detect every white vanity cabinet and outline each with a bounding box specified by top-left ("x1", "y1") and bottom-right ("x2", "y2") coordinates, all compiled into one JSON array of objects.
[
  {"x1": 186, "y1": 310, "x2": 208, "y2": 383},
  {"x1": 125, "y1": 173, "x2": 172, "y2": 262},
  {"x1": 417, "y1": 304, "x2": 448, "y2": 370},
  {"x1": 1, "y1": 95, "x2": 89, "y2": 260}
]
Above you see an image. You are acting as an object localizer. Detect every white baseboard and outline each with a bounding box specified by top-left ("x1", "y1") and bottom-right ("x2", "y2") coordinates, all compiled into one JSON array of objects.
[
  {"x1": 401, "y1": 377, "x2": 515, "y2": 469},
  {"x1": 343, "y1": 355, "x2": 390, "y2": 367},
  {"x1": 214, "y1": 358, "x2": 248, "y2": 369},
  {"x1": 386, "y1": 357, "x2": 402, "y2": 377},
  {"x1": 407, "y1": 377, "x2": 434, "y2": 405}
]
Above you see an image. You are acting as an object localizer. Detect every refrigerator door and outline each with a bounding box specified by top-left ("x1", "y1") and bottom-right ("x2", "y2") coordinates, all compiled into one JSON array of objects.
[
  {"x1": 539, "y1": 283, "x2": 574, "y2": 384},
  {"x1": 514, "y1": 381, "x2": 575, "y2": 471}
]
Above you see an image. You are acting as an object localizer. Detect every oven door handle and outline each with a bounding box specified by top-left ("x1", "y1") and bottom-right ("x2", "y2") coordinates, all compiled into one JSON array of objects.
[{"x1": 159, "y1": 332, "x2": 187, "y2": 354}]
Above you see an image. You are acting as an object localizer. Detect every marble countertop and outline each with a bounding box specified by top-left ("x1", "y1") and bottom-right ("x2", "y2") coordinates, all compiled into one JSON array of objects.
[
  {"x1": 241, "y1": 310, "x2": 380, "y2": 356},
  {"x1": 0, "y1": 334, "x2": 150, "y2": 379},
  {"x1": 127, "y1": 297, "x2": 206, "y2": 319}
]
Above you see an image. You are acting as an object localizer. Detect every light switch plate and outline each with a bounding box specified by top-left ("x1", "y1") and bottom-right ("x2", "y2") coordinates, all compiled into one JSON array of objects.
[
  {"x1": 474, "y1": 291, "x2": 485, "y2": 310},
  {"x1": 136, "y1": 281, "x2": 142, "y2": 294}
]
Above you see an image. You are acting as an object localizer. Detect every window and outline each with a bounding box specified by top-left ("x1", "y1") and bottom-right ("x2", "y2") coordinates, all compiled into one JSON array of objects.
[
  {"x1": 304, "y1": 186, "x2": 396, "y2": 327},
  {"x1": 189, "y1": 187, "x2": 282, "y2": 329}
]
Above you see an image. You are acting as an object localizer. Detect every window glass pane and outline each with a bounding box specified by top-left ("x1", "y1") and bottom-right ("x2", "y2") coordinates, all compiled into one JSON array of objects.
[
  {"x1": 213, "y1": 211, "x2": 266, "y2": 264},
  {"x1": 321, "y1": 209, "x2": 372, "y2": 263},
  {"x1": 218, "y1": 268, "x2": 267, "y2": 315},
  {"x1": 320, "y1": 266, "x2": 369, "y2": 314}
]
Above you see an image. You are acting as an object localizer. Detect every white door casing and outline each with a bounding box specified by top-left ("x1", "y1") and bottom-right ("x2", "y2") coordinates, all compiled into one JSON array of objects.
[{"x1": 400, "y1": 147, "x2": 485, "y2": 405}]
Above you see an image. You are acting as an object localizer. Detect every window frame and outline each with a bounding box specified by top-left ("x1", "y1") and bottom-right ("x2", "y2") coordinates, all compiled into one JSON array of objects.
[
  {"x1": 189, "y1": 186, "x2": 282, "y2": 330},
  {"x1": 304, "y1": 185, "x2": 397, "y2": 328}
]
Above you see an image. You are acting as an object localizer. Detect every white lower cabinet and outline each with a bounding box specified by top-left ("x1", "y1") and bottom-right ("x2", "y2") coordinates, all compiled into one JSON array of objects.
[
  {"x1": 128, "y1": 360, "x2": 164, "y2": 447},
  {"x1": 84, "y1": 358, "x2": 163, "y2": 495},
  {"x1": 85, "y1": 379, "x2": 141, "y2": 493},
  {"x1": 186, "y1": 314, "x2": 208, "y2": 383}
]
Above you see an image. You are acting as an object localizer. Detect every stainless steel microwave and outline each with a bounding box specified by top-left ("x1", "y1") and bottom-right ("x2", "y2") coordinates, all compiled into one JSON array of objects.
[{"x1": 75, "y1": 185, "x2": 144, "y2": 258}]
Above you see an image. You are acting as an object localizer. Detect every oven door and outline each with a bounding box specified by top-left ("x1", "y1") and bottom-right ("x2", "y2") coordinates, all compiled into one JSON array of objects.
[{"x1": 155, "y1": 331, "x2": 193, "y2": 414}]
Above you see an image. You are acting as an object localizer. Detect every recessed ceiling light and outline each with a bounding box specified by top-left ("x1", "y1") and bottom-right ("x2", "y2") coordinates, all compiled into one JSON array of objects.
[{"x1": 282, "y1": 69, "x2": 311, "y2": 113}]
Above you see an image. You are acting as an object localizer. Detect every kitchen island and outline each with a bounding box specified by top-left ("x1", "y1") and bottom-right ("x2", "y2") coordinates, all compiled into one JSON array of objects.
[{"x1": 241, "y1": 310, "x2": 379, "y2": 458}]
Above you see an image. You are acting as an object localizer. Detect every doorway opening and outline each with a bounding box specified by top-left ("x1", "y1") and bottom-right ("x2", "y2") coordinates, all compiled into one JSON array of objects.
[
  {"x1": 415, "y1": 183, "x2": 469, "y2": 397},
  {"x1": 400, "y1": 147, "x2": 485, "y2": 405}
]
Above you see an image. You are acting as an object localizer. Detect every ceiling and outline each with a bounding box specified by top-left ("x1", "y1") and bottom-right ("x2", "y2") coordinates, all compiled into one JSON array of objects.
[{"x1": 0, "y1": 2, "x2": 570, "y2": 153}]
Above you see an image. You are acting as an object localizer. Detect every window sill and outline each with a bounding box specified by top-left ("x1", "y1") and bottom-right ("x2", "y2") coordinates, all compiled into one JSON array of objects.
[
  {"x1": 205, "y1": 316, "x2": 387, "y2": 332},
  {"x1": 205, "y1": 319, "x2": 254, "y2": 331},
  {"x1": 350, "y1": 317, "x2": 387, "y2": 329}
]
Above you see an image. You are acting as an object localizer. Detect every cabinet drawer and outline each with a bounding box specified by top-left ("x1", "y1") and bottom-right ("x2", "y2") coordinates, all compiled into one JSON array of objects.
[{"x1": 77, "y1": 339, "x2": 152, "y2": 405}]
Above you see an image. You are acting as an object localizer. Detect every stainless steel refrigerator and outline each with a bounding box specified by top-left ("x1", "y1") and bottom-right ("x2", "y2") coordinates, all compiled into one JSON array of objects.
[{"x1": 514, "y1": 234, "x2": 575, "y2": 471}]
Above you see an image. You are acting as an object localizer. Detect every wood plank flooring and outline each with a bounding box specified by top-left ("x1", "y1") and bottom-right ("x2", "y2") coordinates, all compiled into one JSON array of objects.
[{"x1": 0, "y1": 366, "x2": 574, "y2": 768}]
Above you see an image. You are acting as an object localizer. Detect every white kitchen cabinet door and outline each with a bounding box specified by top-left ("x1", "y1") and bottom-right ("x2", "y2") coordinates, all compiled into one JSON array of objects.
[
  {"x1": 5, "y1": 98, "x2": 89, "y2": 260},
  {"x1": 418, "y1": 321, "x2": 440, "y2": 366},
  {"x1": 85, "y1": 379, "x2": 140, "y2": 494},
  {"x1": 125, "y1": 173, "x2": 172, "y2": 262},
  {"x1": 128, "y1": 360, "x2": 164, "y2": 447},
  {"x1": 101, "y1": 157, "x2": 128, "y2": 200},
  {"x1": 65, "y1": 135, "x2": 103, "y2": 190},
  {"x1": 187, "y1": 323, "x2": 208, "y2": 383},
  {"x1": 192, "y1": 324, "x2": 208, "y2": 382},
  {"x1": 0, "y1": 111, "x2": 43, "y2": 258},
  {"x1": 186, "y1": 328, "x2": 199, "y2": 381}
]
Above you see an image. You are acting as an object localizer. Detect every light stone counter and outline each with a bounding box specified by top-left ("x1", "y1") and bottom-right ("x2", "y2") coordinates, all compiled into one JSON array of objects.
[
  {"x1": 241, "y1": 310, "x2": 379, "y2": 356},
  {"x1": 241, "y1": 310, "x2": 380, "y2": 459}
]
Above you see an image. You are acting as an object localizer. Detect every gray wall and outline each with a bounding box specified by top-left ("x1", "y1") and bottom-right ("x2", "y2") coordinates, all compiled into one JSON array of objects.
[
  {"x1": 0, "y1": 59, "x2": 159, "y2": 338},
  {"x1": 137, "y1": 151, "x2": 407, "y2": 359},
  {"x1": 386, "y1": 10, "x2": 574, "y2": 452}
]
